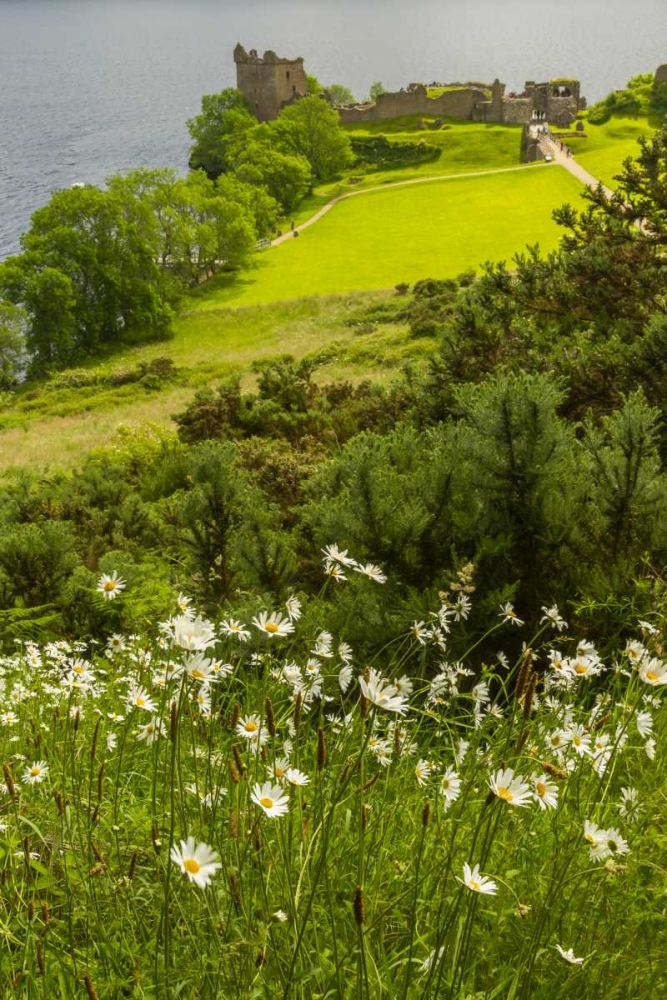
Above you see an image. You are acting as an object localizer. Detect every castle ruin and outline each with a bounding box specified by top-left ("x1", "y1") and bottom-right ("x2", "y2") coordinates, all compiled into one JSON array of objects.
[
  {"x1": 338, "y1": 78, "x2": 585, "y2": 127},
  {"x1": 234, "y1": 44, "x2": 586, "y2": 128},
  {"x1": 234, "y1": 43, "x2": 308, "y2": 122}
]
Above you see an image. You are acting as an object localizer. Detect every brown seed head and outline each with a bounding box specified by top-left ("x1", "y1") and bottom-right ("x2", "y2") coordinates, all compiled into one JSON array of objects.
[{"x1": 353, "y1": 885, "x2": 365, "y2": 925}]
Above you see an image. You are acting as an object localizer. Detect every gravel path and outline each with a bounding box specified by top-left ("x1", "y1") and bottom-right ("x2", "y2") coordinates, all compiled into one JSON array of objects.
[{"x1": 541, "y1": 135, "x2": 612, "y2": 197}]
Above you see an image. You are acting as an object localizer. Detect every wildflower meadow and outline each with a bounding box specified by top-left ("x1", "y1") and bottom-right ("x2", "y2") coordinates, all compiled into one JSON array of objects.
[{"x1": 1, "y1": 546, "x2": 665, "y2": 999}]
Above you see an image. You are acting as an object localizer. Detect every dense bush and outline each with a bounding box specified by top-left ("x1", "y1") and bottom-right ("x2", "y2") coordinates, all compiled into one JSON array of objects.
[{"x1": 350, "y1": 135, "x2": 441, "y2": 170}]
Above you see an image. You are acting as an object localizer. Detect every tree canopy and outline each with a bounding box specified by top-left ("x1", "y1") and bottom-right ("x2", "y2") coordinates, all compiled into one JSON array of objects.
[
  {"x1": 0, "y1": 168, "x2": 277, "y2": 370},
  {"x1": 279, "y1": 97, "x2": 353, "y2": 181},
  {"x1": 187, "y1": 89, "x2": 256, "y2": 178}
]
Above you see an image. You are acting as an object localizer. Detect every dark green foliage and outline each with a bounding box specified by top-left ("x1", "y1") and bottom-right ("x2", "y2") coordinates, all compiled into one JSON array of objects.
[
  {"x1": 587, "y1": 72, "x2": 654, "y2": 124},
  {"x1": 168, "y1": 441, "x2": 296, "y2": 602},
  {"x1": 350, "y1": 136, "x2": 441, "y2": 171},
  {"x1": 0, "y1": 167, "x2": 278, "y2": 370},
  {"x1": 305, "y1": 424, "x2": 461, "y2": 587},
  {"x1": 6, "y1": 121, "x2": 667, "y2": 655},
  {"x1": 279, "y1": 97, "x2": 353, "y2": 181},
  {"x1": 187, "y1": 89, "x2": 256, "y2": 178},
  {"x1": 0, "y1": 521, "x2": 79, "y2": 606}
]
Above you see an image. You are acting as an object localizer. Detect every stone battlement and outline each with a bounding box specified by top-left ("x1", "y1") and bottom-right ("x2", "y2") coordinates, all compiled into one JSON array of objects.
[
  {"x1": 234, "y1": 43, "x2": 308, "y2": 122},
  {"x1": 234, "y1": 44, "x2": 586, "y2": 127}
]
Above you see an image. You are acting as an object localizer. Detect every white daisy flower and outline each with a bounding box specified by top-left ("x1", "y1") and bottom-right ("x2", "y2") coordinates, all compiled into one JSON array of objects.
[
  {"x1": 638, "y1": 658, "x2": 667, "y2": 686},
  {"x1": 285, "y1": 767, "x2": 310, "y2": 786},
  {"x1": 354, "y1": 562, "x2": 387, "y2": 583},
  {"x1": 137, "y1": 717, "x2": 166, "y2": 744},
  {"x1": 171, "y1": 614, "x2": 217, "y2": 651},
  {"x1": 251, "y1": 781, "x2": 290, "y2": 818},
  {"x1": 220, "y1": 619, "x2": 250, "y2": 641},
  {"x1": 321, "y1": 543, "x2": 357, "y2": 566},
  {"x1": 540, "y1": 606, "x2": 567, "y2": 631},
  {"x1": 324, "y1": 560, "x2": 347, "y2": 582},
  {"x1": 127, "y1": 686, "x2": 157, "y2": 713},
  {"x1": 439, "y1": 767, "x2": 461, "y2": 809},
  {"x1": 499, "y1": 602, "x2": 524, "y2": 626},
  {"x1": 555, "y1": 944, "x2": 585, "y2": 965},
  {"x1": 532, "y1": 774, "x2": 559, "y2": 811},
  {"x1": 635, "y1": 711, "x2": 653, "y2": 737},
  {"x1": 338, "y1": 664, "x2": 354, "y2": 692},
  {"x1": 236, "y1": 715, "x2": 267, "y2": 744},
  {"x1": 23, "y1": 760, "x2": 49, "y2": 785},
  {"x1": 170, "y1": 837, "x2": 220, "y2": 888},
  {"x1": 488, "y1": 767, "x2": 532, "y2": 807},
  {"x1": 252, "y1": 611, "x2": 295, "y2": 638},
  {"x1": 618, "y1": 787, "x2": 640, "y2": 820},
  {"x1": 414, "y1": 759, "x2": 432, "y2": 786},
  {"x1": 568, "y1": 724, "x2": 591, "y2": 756},
  {"x1": 184, "y1": 653, "x2": 217, "y2": 684},
  {"x1": 96, "y1": 571, "x2": 126, "y2": 600},
  {"x1": 285, "y1": 596, "x2": 302, "y2": 621},
  {"x1": 176, "y1": 593, "x2": 193, "y2": 614},
  {"x1": 458, "y1": 862, "x2": 497, "y2": 895},
  {"x1": 359, "y1": 669, "x2": 408, "y2": 714}
]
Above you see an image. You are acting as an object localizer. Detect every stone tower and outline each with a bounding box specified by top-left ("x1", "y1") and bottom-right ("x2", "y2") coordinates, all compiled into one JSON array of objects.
[{"x1": 234, "y1": 43, "x2": 308, "y2": 122}]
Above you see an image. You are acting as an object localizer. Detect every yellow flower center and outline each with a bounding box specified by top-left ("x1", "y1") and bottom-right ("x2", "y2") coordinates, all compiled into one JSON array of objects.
[
  {"x1": 184, "y1": 858, "x2": 200, "y2": 874},
  {"x1": 646, "y1": 671, "x2": 658, "y2": 682},
  {"x1": 275, "y1": 766, "x2": 285, "y2": 778},
  {"x1": 469, "y1": 880, "x2": 481, "y2": 891},
  {"x1": 191, "y1": 669, "x2": 205, "y2": 679},
  {"x1": 136, "y1": 698, "x2": 145, "y2": 707},
  {"x1": 573, "y1": 735, "x2": 581, "y2": 746},
  {"x1": 497, "y1": 786, "x2": 514, "y2": 802},
  {"x1": 30, "y1": 767, "x2": 41, "y2": 777},
  {"x1": 585, "y1": 833, "x2": 595, "y2": 843},
  {"x1": 260, "y1": 797, "x2": 274, "y2": 809},
  {"x1": 264, "y1": 622, "x2": 279, "y2": 633},
  {"x1": 244, "y1": 722, "x2": 258, "y2": 733},
  {"x1": 73, "y1": 665, "x2": 85, "y2": 674},
  {"x1": 574, "y1": 664, "x2": 587, "y2": 674},
  {"x1": 103, "y1": 581, "x2": 116, "y2": 592},
  {"x1": 536, "y1": 782, "x2": 546, "y2": 797}
]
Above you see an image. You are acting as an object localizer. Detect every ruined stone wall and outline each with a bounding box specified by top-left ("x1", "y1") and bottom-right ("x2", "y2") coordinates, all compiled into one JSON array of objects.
[
  {"x1": 339, "y1": 86, "x2": 485, "y2": 124},
  {"x1": 545, "y1": 95, "x2": 578, "y2": 126},
  {"x1": 235, "y1": 44, "x2": 307, "y2": 122},
  {"x1": 501, "y1": 98, "x2": 533, "y2": 124}
]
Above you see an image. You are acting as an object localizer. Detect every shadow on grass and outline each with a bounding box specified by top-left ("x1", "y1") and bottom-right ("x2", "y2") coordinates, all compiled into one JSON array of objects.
[{"x1": 186, "y1": 260, "x2": 271, "y2": 309}]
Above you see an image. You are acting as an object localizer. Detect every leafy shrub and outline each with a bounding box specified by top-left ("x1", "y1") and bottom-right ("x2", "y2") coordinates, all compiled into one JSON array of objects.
[{"x1": 350, "y1": 135, "x2": 441, "y2": 170}]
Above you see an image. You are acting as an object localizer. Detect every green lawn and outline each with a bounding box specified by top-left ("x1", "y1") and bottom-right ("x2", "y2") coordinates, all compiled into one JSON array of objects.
[
  {"x1": 0, "y1": 163, "x2": 586, "y2": 472},
  {"x1": 569, "y1": 116, "x2": 656, "y2": 188},
  {"x1": 292, "y1": 117, "x2": 528, "y2": 223},
  {"x1": 198, "y1": 166, "x2": 584, "y2": 308}
]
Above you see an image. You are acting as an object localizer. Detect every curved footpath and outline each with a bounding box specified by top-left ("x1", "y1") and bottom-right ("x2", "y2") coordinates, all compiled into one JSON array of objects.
[
  {"x1": 271, "y1": 149, "x2": 607, "y2": 249},
  {"x1": 540, "y1": 135, "x2": 613, "y2": 197}
]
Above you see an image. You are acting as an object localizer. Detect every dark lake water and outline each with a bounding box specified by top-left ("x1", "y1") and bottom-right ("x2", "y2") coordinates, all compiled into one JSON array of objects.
[{"x1": 2, "y1": 0, "x2": 667, "y2": 258}]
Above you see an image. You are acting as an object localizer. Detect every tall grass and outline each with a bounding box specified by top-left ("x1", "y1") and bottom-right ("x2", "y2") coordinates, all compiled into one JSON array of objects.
[{"x1": 0, "y1": 554, "x2": 665, "y2": 998}]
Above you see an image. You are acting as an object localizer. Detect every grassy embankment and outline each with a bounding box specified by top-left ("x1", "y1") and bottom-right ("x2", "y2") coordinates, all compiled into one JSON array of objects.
[
  {"x1": 0, "y1": 112, "x2": 649, "y2": 474},
  {"x1": 552, "y1": 115, "x2": 657, "y2": 188},
  {"x1": 0, "y1": 167, "x2": 582, "y2": 472},
  {"x1": 292, "y1": 116, "x2": 529, "y2": 223}
]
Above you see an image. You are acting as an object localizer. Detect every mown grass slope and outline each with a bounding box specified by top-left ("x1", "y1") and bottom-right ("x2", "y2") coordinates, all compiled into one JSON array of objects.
[
  {"x1": 197, "y1": 166, "x2": 584, "y2": 308},
  {"x1": 293, "y1": 116, "x2": 528, "y2": 223}
]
